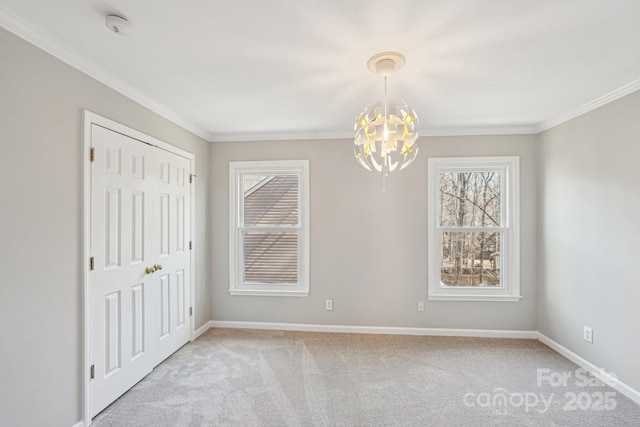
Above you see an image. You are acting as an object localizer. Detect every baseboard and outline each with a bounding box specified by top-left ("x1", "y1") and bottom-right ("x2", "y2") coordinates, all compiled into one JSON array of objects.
[
  {"x1": 193, "y1": 320, "x2": 214, "y2": 340},
  {"x1": 536, "y1": 332, "x2": 640, "y2": 406},
  {"x1": 72, "y1": 421, "x2": 84, "y2": 427},
  {"x1": 208, "y1": 320, "x2": 538, "y2": 339}
]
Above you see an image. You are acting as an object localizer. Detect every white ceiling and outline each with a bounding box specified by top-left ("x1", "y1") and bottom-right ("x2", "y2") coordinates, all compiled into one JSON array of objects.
[{"x1": 2, "y1": 0, "x2": 640, "y2": 141}]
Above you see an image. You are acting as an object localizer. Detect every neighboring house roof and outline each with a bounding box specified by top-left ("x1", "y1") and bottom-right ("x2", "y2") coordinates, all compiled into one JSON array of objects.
[{"x1": 243, "y1": 175, "x2": 299, "y2": 283}]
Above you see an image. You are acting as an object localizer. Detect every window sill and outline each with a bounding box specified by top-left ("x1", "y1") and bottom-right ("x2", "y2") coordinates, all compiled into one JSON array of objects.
[
  {"x1": 228, "y1": 288, "x2": 309, "y2": 297},
  {"x1": 428, "y1": 294, "x2": 522, "y2": 302}
]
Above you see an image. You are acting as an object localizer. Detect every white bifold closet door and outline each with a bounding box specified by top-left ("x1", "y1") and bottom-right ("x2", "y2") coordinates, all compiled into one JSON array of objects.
[{"x1": 89, "y1": 124, "x2": 191, "y2": 417}]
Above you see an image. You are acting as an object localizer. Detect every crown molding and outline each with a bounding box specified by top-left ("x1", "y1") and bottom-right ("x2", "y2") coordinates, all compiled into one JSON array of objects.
[
  {"x1": 536, "y1": 78, "x2": 640, "y2": 133},
  {"x1": 207, "y1": 129, "x2": 354, "y2": 142},
  {"x1": 422, "y1": 125, "x2": 537, "y2": 137},
  {"x1": 0, "y1": 6, "x2": 209, "y2": 141},
  {"x1": 208, "y1": 124, "x2": 538, "y2": 142}
]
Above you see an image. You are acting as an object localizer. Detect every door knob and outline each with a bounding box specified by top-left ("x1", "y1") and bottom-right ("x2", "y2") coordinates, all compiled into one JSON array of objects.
[{"x1": 145, "y1": 264, "x2": 163, "y2": 274}]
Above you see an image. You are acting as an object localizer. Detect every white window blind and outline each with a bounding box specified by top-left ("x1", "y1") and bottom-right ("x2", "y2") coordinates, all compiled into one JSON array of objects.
[{"x1": 229, "y1": 161, "x2": 309, "y2": 296}]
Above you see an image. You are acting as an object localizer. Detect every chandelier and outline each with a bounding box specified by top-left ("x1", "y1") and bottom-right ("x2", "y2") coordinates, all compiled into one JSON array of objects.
[{"x1": 354, "y1": 52, "x2": 419, "y2": 192}]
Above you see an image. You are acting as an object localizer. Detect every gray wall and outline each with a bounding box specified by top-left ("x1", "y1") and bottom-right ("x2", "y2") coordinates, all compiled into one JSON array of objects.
[
  {"x1": 538, "y1": 90, "x2": 640, "y2": 393},
  {"x1": 210, "y1": 135, "x2": 537, "y2": 330},
  {"x1": 0, "y1": 28, "x2": 210, "y2": 426}
]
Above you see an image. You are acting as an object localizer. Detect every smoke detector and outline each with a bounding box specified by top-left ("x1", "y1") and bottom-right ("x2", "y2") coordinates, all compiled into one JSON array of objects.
[{"x1": 105, "y1": 15, "x2": 132, "y2": 36}]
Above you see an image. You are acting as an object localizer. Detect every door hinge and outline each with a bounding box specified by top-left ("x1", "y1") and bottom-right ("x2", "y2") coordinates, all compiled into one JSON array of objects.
[
  {"x1": 90, "y1": 364, "x2": 95, "y2": 379},
  {"x1": 190, "y1": 307, "x2": 193, "y2": 316},
  {"x1": 189, "y1": 241, "x2": 193, "y2": 250},
  {"x1": 189, "y1": 174, "x2": 196, "y2": 184},
  {"x1": 90, "y1": 147, "x2": 95, "y2": 162},
  {"x1": 89, "y1": 256, "x2": 95, "y2": 271}
]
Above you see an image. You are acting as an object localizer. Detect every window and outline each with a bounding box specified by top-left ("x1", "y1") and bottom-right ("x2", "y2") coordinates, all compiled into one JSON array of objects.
[
  {"x1": 229, "y1": 160, "x2": 309, "y2": 296},
  {"x1": 428, "y1": 157, "x2": 520, "y2": 301}
]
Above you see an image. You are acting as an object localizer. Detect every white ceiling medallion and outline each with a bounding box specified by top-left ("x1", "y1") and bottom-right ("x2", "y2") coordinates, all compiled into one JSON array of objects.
[
  {"x1": 354, "y1": 52, "x2": 419, "y2": 193},
  {"x1": 105, "y1": 15, "x2": 132, "y2": 36}
]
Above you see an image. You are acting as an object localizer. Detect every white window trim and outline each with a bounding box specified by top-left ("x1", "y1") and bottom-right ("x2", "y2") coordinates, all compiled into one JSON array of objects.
[
  {"x1": 428, "y1": 156, "x2": 521, "y2": 302},
  {"x1": 229, "y1": 160, "x2": 310, "y2": 296}
]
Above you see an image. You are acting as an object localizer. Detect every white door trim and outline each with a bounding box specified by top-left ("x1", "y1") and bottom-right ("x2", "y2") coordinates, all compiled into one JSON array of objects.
[{"x1": 82, "y1": 110, "x2": 196, "y2": 426}]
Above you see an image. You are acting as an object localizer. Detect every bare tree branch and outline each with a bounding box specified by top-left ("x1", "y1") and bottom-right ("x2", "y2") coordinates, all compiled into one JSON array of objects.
[{"x1": 440, "y1": 190, "x2": 500, "y2": 226}]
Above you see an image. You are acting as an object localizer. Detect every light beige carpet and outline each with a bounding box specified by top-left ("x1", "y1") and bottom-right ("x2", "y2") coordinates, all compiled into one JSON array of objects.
[{"x1": 93, "y1": 328, "x2": 640, "y2": 426}]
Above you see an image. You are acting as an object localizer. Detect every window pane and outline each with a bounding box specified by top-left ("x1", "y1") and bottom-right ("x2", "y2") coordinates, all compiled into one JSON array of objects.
[
  {"x1": 440, "y1": 231, "x2": 501, "y2": 287},
  {"x1": 243, "y1": 231, "x2": 298, "y2": 283},
  {"x1": 243, "y1": 175, "x2": 269, "y2": 192},
  {"x1": 439, "y1": 171, "x2": 501, "y2": 227},
  {"x1": 243, "y1": 174, "x2": 299, "y2": 226}
]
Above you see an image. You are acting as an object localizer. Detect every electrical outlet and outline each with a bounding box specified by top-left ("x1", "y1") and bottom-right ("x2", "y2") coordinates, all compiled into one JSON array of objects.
[
  {"x1": 325, "y1": 299, "x2": 333, "y2": 311},
  {"x1": 584, "y1": 326, "x2": 593, "y2": 343},
  {"x1": 417, "y1": 301, "x2": 425, "y2": 312}
]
